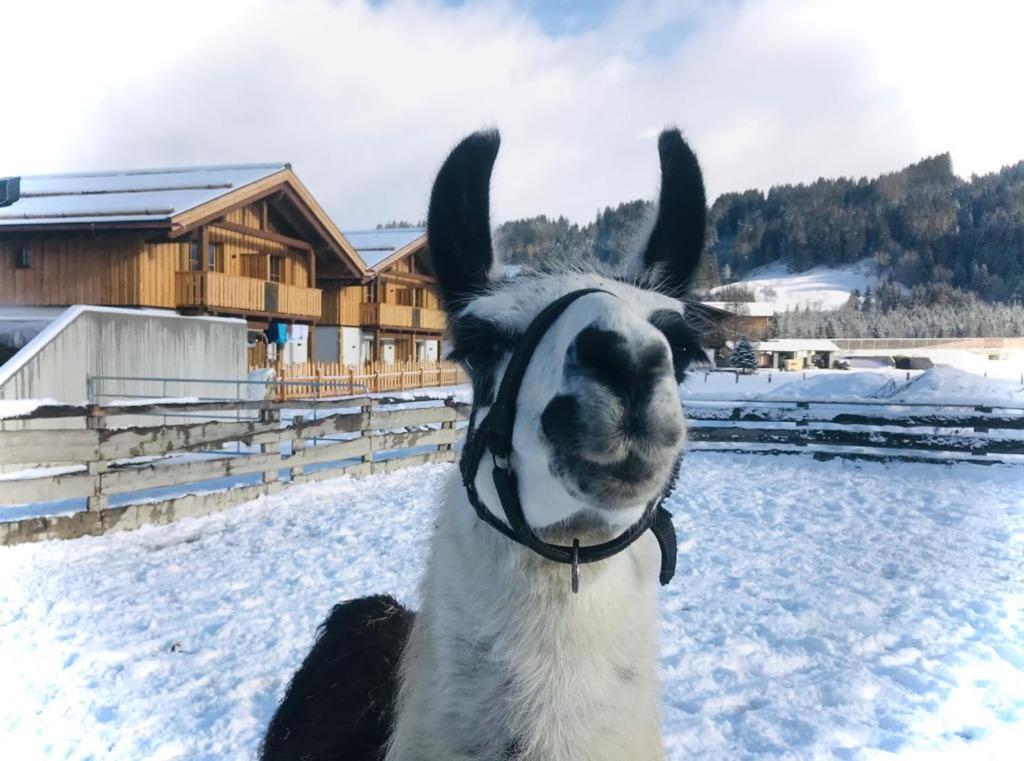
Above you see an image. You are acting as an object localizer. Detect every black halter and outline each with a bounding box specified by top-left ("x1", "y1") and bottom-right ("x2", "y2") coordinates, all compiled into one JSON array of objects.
[{"x1": 459, "y1": 288, "x2": 680, "y2": 592}]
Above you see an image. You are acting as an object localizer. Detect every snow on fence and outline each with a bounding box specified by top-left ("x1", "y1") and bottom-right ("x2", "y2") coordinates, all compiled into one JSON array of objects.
[
  {"x1": 254, "y1": 360, "x2": 467, "y2": 398},
  {"x1": 0, "y1": 395, "x2": 462, "y2": 546},
  {"x1": 2, "y1": 395, "x2": 1023, "y2": 546}
]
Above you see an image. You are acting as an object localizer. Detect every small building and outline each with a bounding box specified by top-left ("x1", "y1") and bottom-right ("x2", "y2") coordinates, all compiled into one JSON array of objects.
[
  {"x1": 752, "y1": 339, "x2": 840, "y2": 370},
  {"x1": 316, "y1": 228, "x2": 444, "y2": 366},
  {"x1": 691, "y1": 301, "x2": 775, "y2": 349}
]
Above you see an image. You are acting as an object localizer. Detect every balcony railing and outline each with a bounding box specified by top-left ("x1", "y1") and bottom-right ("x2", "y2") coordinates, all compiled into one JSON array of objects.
[
  {"x1": 175, "y1": 272, "x2": 321, "y2": 319},
  {"x1": 277, "y1": 282, "x2": 322, "y2": 319},
  {"x1": 359, "y1": 302, "x2": 446, "y2": 331}
]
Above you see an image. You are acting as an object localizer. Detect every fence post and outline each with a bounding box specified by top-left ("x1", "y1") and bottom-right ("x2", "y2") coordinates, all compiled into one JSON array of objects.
[
  {"x1": 85, "y1": 412, "x2": 108, "y2": 511},
  {"x1": 290, "y1": 414, "x2": 305, "y2": 483},
  {"x1": 361, "y1": 400, "x2": 374, "y2": 471},
  {"x1": 441, "y1": 397, "x2": 456, "y2": 459},
  {"x1": 260, "y1": 407, "x2": 282, "y2": 483}
]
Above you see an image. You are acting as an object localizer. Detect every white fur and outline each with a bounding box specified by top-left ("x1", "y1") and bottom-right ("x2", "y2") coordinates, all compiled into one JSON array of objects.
[
  {"x1": 386, "y1": 270, "x2": 686, "y2": 761},
  {"x1": 465, "y1": 271, "x2": 687, "y2": 529}
]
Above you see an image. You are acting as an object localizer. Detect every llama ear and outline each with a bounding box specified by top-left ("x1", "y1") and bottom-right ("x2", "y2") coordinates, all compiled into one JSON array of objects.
[
  {"x1": 427, "y1": 130, "x2": 500, "y2": 311},
  {"x1": 635, "y1": 128, "x2": 707, "y2": 298}
]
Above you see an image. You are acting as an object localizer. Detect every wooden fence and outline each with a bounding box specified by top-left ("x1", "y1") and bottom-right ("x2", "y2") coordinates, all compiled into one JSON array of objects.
[
  {"x1": 682, "y1": 398, "x2": 1024, "y2": 464},
  {"x1": 253, "y1": 360, "x2": 467, "y2": 398},
  {"x1": 2, "y1": 395, "x2": 1021, "y2": 547},
  {"x1": 0, "y1": 396, "x2": 461, "y2": 546}
]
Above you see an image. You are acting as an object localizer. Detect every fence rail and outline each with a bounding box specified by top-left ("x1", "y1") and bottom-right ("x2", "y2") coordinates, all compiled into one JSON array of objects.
[
  {"x1": 2, "y1": 395, "x2": 1021, "y2": 546},
  {"x1": 0, "y1": 395, "x2": 461, "y2": 545}
]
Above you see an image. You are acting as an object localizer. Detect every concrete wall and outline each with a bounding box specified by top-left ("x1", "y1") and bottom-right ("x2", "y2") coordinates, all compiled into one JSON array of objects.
[{"x1": 0, "y1": 306, "x2": 246, "y2": 428}]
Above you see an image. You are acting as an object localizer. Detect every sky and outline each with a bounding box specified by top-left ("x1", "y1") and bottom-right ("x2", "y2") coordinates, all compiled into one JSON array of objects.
[{"x1": 3, "y1": 0, "x2": 1024, "y2": 228}]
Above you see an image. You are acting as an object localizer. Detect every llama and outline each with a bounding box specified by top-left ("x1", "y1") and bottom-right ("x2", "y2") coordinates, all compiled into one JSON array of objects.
[{"x1": 261, "y1": 127, "x2": 708, "y2": 761}]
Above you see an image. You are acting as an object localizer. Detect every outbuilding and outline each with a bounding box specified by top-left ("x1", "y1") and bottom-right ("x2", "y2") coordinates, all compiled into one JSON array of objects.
[{"x1": 752, "y1": 338, "x2": 840, "y2": 370}]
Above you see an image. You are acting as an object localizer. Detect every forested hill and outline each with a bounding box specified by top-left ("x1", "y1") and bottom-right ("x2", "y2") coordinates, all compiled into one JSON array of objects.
[{"x1": 488, "y1": 153, "x2": 1024, "y2": 303}]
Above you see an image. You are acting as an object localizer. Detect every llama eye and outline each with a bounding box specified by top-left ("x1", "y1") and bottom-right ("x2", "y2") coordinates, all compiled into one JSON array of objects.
[
  {"x1": 648, "y1": 309, "x2": 707, "y2": 381},
  {"x1": 447, "y1": 316, "x2": 517, "y2": 368}
]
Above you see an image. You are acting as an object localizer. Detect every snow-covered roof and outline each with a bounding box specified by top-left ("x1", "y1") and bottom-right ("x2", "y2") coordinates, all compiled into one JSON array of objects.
[
  {"x1": 0, "y1": 164, "x2": 289, "y2": 227},
  {"x1": 753, "y1": 339, "x2": 841, "y2": 352},
  {"x1": 700, "y1": 301, "x2": 777, "y2": 317},
  {"x1": 342, "y1": 227, "x2": 426, "y2": 269}
]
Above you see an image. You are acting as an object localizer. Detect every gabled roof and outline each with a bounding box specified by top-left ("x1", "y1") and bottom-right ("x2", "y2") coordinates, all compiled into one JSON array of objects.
[
  {"x1": 342, "y1": 227, "x2": 427, "y2": 272},
  {"x1": 0, "y1": 163, "x2": 366, "y2": 277},
  {"x1": 0, "y1": 164, "x2": 288, "y2": 226},
  {"x1": 753, "y1": 339, "x2": 840, "y2": 352}
]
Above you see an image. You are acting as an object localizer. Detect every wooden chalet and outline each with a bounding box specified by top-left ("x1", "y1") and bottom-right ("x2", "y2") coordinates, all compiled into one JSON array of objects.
[
  {"x1": 690, "y1": 301, "x2": 774, "y2": 349},
  {"x1": 2, "y1": 165, "x2": 456, "y2": 370},
  {"x1": 315, "y1": 228, "x2": 445, "y2": 365},
  {"x1": 0, "y1": 164, "x2": 367, "y2": 363}
]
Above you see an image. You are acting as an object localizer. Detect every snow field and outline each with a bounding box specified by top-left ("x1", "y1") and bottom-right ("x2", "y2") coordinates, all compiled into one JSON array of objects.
[
  {"x1": 2, "y1": 454, "x2": 1022, "y2": 759},
  {"x1": 710, "y1": 259, "x2": 881, "y2": 311}
]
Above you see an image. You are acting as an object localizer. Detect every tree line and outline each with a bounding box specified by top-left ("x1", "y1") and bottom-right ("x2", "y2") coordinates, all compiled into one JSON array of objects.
[
  {"x1": 487, "y1": 151, "x2": 1024, "y2": 305},
  {"x1": 775, "y1": 282, "x2": 1024, "y2": 339}
]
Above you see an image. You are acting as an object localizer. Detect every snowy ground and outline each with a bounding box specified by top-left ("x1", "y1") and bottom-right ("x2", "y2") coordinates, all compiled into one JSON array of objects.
[
  {"x1": 2, "y1": 454, "x2": 1023, "y2": 760},
  {"x1": 710, "y1": 259, "x2": 881, "y2": 311}
]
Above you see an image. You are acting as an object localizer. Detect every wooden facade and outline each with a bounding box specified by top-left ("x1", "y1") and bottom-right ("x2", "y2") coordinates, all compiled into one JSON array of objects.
[
  {"x1": 0, "y1": 163, "x2": 380, "y2": 378},
  {"x1": 0, "y1": 164, "x2": 449, "y2": 371},
  {"x1": 317, "y1": 233, "x2": 447, "y2": 364}
]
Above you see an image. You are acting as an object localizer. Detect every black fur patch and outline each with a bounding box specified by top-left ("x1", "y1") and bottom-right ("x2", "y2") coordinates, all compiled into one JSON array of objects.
[
  {"x1": 541, "y1": 393, "x2": 660, "y2": 500},
  {"x1": 260, "y1": 595, "x2": 414, "y2": 761},
  {"x1": 427, "y1": 131, "x2": 501, "y2": 309},
  {"x1": 571, "y1": 325, "x2": 669, "y2": 411},
  {"x1": 648, "y1": 309, "x2": 708, "y2": 380},
  {"x1": 638, "y1": 129, "x2": 707, "y2": 297},
  {"x1": 447, "y1": 314, "x2": 519, "y2": 407}
]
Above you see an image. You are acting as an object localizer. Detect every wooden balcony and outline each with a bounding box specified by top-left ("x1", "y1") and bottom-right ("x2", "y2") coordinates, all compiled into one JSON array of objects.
[
  {"x1": 176, "y1": 272, "x2": 321, "y2": 319},
  {"x1": 359, "y1": 302, "x2": 446, "y2": 331},
  {"x1": 277, "y1": 281, "x2": 322, "y2": 319}
]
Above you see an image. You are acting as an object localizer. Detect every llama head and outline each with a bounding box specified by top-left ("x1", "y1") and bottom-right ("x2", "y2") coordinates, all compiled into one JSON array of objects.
[{"x1": 428, "y1": 129, "x2": 707, "y2": 532}]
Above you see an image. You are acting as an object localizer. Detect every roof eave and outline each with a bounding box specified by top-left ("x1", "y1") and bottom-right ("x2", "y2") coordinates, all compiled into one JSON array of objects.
[
  {"x1": 0, "y1": 220, "x2": 173, "y2": 234},
  {"x1": 368, "y1": 233, "x2": 428, "y2": 275},
  {"x1": 164, "y1": 168, "x2": 366, "y2": 278}
]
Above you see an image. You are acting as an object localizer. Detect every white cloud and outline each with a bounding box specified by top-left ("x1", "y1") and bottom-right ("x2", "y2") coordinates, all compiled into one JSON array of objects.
[{"x1": 2, "y1": 0, "x2": 1022, "y2": 227}]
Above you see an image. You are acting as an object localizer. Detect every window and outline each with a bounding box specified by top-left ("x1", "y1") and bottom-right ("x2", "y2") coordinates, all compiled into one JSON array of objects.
[
  {"x1": 188, "y1": 241, "x2": 202, "y2": 271},
  {"x1": 207, "y1": 242, "x2": 222, "y2": 272},
  {"x1": 14, "y1": 247, "x2": 30, "y2": 269},
  {"x1": 269, "y1": 257, "x2": 283, "y2": 283}
]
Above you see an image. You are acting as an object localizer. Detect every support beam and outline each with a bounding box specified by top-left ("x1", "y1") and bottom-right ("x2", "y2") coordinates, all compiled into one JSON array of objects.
[
  {"x1": 212, "y1": 220, "x2": 313, "y2": 250},
  {"x1": 198, "y1": 225, "x2": 209, "y2": 271}
]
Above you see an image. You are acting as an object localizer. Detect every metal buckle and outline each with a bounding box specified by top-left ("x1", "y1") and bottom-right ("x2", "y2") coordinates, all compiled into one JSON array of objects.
[{"x1": 571, "y1": 539, "x2": 580, "y2": 594}]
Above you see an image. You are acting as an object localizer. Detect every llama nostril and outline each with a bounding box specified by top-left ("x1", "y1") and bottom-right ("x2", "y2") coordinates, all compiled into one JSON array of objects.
[{"x1": 570, "y1": 326, "x2": 670, "y2": 403}]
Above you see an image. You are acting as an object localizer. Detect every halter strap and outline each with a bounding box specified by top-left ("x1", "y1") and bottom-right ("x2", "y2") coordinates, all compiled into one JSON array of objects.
[{"x1": 459, "y1": 288, "x2": 680, "y2": 590}]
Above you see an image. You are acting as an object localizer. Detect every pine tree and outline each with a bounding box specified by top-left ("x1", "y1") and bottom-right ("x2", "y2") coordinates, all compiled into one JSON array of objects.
[{"x1": 731, "y1": 336, "x2": 757, "y2": 373}]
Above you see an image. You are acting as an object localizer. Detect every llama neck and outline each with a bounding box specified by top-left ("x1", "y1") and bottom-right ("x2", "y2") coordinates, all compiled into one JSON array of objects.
[{"x1": 387, "y1": 476, "x2": 665, "y2": 761}]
